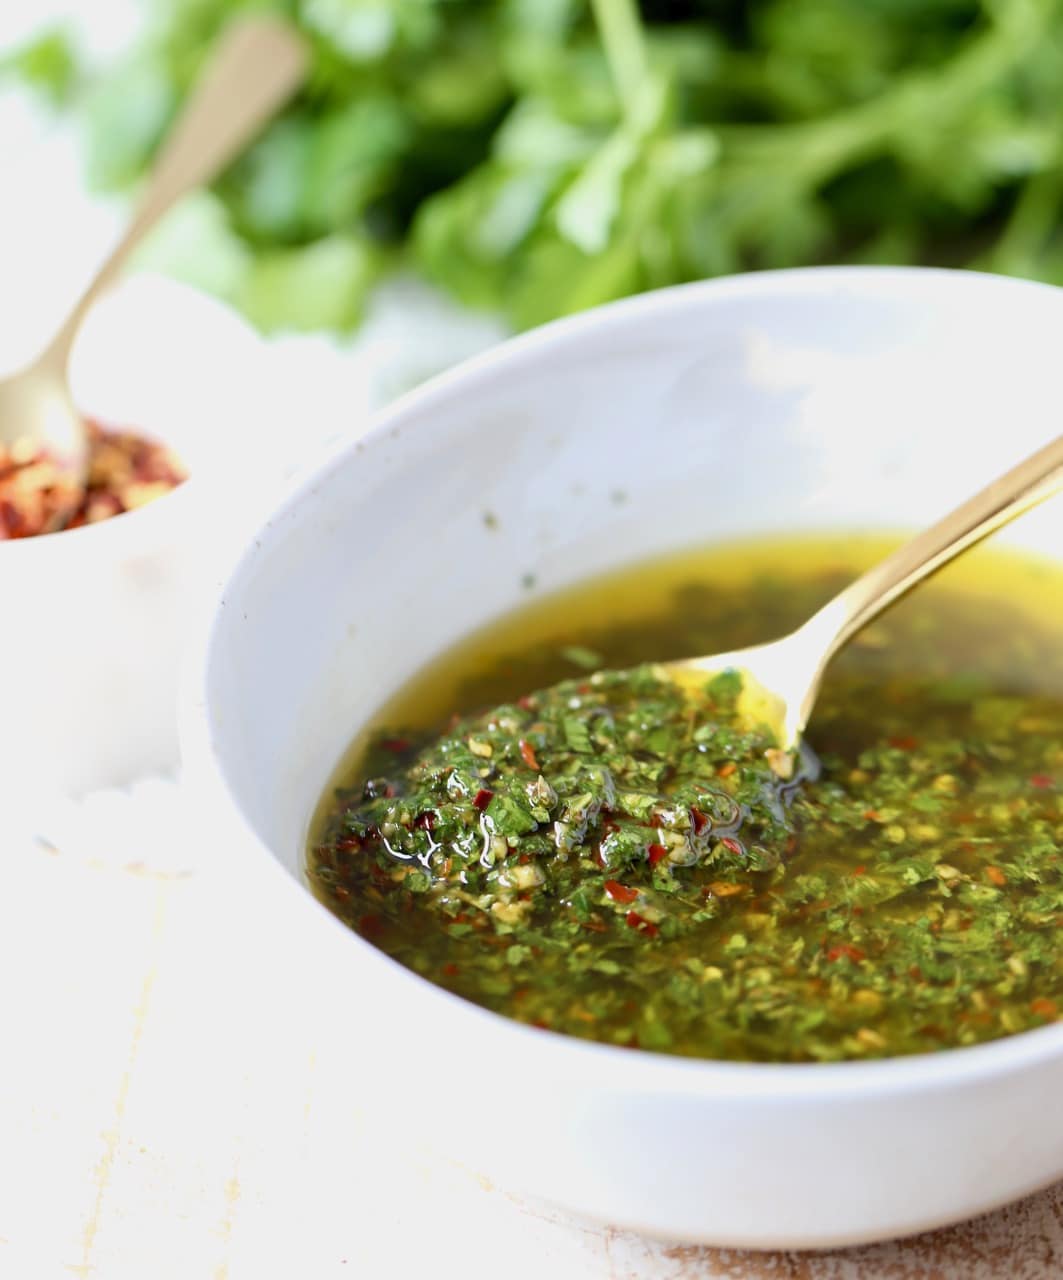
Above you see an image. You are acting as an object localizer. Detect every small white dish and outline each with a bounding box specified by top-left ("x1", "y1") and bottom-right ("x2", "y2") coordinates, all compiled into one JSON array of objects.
[
  {"x1": 182, "y1": 267, "x2": 1063, "y2": 1248},
  {"x1": 1, "y1": 273, "x2": 265, "y2": 799}
]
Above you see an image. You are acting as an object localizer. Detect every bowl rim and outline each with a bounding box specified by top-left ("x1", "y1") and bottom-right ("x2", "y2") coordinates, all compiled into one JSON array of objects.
[{"x1": 181, "y1": 263, "x2": 1063, "y2": 1094}]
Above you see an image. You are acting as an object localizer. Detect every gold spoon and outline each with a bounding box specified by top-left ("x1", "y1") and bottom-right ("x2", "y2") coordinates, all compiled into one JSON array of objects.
[
  {"x1": 667, "y1": 432, "x2": 1063, "y2": 750},
  {"x1": 0, "y1": 16, "x2": 307, "y2": 525}
]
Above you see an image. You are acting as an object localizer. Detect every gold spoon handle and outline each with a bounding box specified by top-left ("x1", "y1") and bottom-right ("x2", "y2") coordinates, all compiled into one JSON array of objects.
[
  {"x1": 797, "y1": 432, "x2": 1063, "y2": 730},
  {"x1": 41, "y1": 16, "x2": 307, "y2": 372}
]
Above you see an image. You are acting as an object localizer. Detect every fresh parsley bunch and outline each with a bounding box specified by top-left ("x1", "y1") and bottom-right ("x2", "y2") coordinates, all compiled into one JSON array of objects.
[{"x1": 10, "y1": 0, "x2": 1063, "y2": 331}]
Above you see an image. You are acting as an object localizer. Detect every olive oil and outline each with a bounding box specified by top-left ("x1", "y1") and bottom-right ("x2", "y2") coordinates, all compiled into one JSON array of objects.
[{"x1": 310, "y1": 535, "x2": 1063, "y2": 1062}]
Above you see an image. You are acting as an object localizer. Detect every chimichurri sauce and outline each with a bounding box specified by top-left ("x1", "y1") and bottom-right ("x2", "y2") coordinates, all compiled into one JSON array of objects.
[{"x1": 309, "y1": 537, "x2": 1063, "y2": 1062}]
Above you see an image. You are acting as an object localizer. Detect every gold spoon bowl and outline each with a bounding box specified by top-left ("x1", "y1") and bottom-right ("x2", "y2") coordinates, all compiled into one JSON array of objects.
[
  {"x1": 0, "y1": 16, "x2": 307, "y2": 529},
  {"x1": 667, "y1": 431, "x2": 1063, "y2": 747}
]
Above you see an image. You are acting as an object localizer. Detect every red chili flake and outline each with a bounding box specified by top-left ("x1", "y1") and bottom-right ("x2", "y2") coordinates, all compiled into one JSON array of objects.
[
  {"x1": 518, "y1": 739, "x2": 540, "y2": 771},
  {"x1": 1030, "y1": 773, "x2": 1054, "y2": 789},
  {"x1": 1, "y1": 420, "x2": 187, "y2": 540},
  {"x1": 888, "y1": 735, "x2": 918, "y2": 751},
  {"x1": 413, "y1": 811, "x2": 435, "y2": 831},
  {"x1": 579, "y1": 917, "x2": 608, "y2": 933},
  {"x1": 441, "y1": 962, "x2": 460, "y2": 979},
  {"x1": 825, "y1": 943, "x2": 865, "y2": 963},
  {"x1": 985, "y1": 865, "x2": 1007, "y2": 887},
  {"x1": 518, "y1": 853, "x2": 530, "y2": 865},
  {"x1": 604, "y1": 879, "x2": 638, "y2": 904},
  {"x1": 357, "y1": 913, "x2": 384, "y2": 939},
  {"x1": 648, "y1": 813, "x2": 663, "y2": 829},
  {"x1": 852, "y1": 864, "x2": 866, "y2": 876},
  {"x1": 517, "y1": 695, "x2": 537, "y2": 711},
  {"x1": 626, "y1": 911, "x2": 659, "y2": 938},
  {"x1": 577, "y1": 682, "x2": 591, "y2": 694},
  {"x1": 1031, "y1": 997, "x2": 1058, "y2": 1019},
  {"x1": 690, "y1": 806, "x2": 710, "y2": 835},
  {"x1": 647, "y1": 843, "x2": 669, "y2": 867},
  {"x1": 473, "y1": 788, "x2": 493, "y2": 810},
  {"x1": 716, "y1": 761, "x2": 737, "y2": 778},
  {"x1": 380, "y1": 737, "x2": 411, "y2": 753},
  {"x1": 719, "y1": 837, "x2": 743, "y2": 855},
  {"x1": 335, "y1": 835, "x2": 363, "y2": 852}
]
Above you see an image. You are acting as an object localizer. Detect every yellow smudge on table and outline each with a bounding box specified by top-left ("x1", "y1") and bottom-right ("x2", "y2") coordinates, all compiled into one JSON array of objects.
[{"x1": 72, "y1": 882, "x2": 170, "y2": 1280}]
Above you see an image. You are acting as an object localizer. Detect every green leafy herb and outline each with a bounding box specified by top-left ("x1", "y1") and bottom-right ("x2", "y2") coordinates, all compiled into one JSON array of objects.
[
  {"x1": 310, "y1": 537, "x2": 1063, "y2": 1063},
  {"x1": 22, "y1": 0, "x2": 1063, "y2": 331}
]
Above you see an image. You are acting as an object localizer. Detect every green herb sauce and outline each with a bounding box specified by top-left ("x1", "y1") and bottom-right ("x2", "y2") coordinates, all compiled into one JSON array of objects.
[{"x1": 309, "y1": 536, "x2": 1063, "y2": 1062}]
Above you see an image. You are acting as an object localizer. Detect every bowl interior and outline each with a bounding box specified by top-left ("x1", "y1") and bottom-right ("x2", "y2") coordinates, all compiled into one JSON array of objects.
[{"x1": 198, "y1": 268, "x2": 1063, "y2": 878}]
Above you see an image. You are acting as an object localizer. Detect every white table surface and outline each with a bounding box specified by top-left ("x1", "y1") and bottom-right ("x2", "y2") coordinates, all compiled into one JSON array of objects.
[{"x1": 3, "y1": 799, "x2": 1062, "y2": 1280}]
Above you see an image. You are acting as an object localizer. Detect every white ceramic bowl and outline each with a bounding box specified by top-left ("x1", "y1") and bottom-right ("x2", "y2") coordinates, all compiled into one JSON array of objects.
[
  {"x1": 1, "y1": 275, "x2": 264, "y2": 799},
  {"x1": 183, "y1": 267, "x2": 1063, "y2": 1248}
]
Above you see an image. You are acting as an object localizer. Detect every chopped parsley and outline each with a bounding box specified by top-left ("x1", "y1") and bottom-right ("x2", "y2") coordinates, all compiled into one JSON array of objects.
[{"x1": 310, "y1": 540, "x2": 1063, "y2": 1063}]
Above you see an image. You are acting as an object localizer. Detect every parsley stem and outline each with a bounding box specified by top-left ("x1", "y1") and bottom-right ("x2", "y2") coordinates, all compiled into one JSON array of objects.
[
  {"x1": 590, "y1": 0, "x2": 649, "y2": 116},
  {"x1": 988, "y1": 162, "x2": 1063, "y2": 275}
]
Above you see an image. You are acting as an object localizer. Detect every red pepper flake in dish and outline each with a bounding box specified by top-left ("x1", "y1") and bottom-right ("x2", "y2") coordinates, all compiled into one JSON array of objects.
[
  {"x1": 647, "y1": 843, "x2": 669, "y2": 867},
  {"x1": 604, "y1": 879, "x2": 638, "y2": 904},
  {"x1": 825, "y1": 943, "x2": 865, "y2": 963},
  {"x1": 0, "y1": 420, "x2": 186, "y2": 540},
  {"x1": 625, "y1": 911, "x2": 659, "y2": 938},
  {"x1": 473, "y1": 788, "x2": 494, "y2": 810},
  {"x1": 356, "y1": 913, "x2": 385, "y2": 939},
  {"x1": 518, "y1": 738, "x2": 540, "y2": 770}
]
